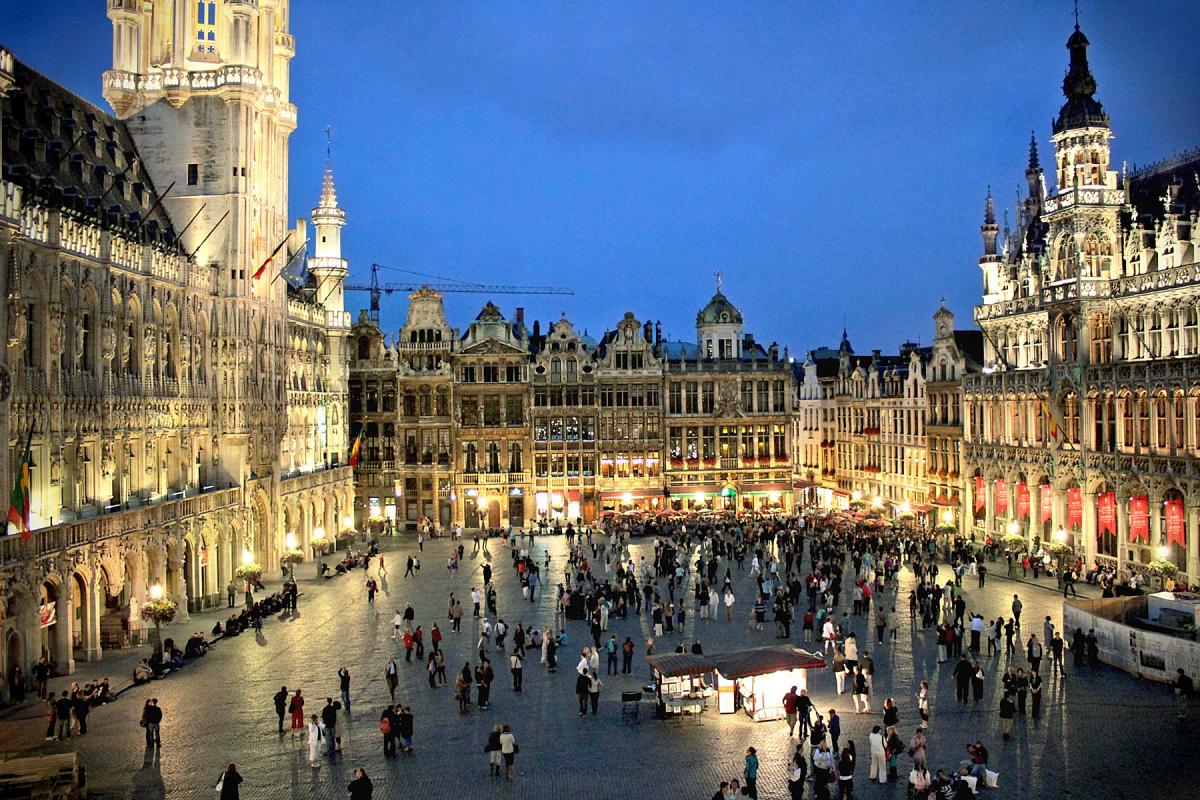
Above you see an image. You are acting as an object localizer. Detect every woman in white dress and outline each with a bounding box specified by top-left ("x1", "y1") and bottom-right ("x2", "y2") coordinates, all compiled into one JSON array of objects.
[
  {"x1": 306, "y1": 714, "x2": 323, "y2": 767},
  {"x1": 540, "y1": 627, "x2": 550, "y2": 664}
]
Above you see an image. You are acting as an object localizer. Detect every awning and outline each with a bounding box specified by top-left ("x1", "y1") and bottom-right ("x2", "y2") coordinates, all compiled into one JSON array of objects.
[
  {"x1": 599, "y1": 489, "x2": 661, "y2": 500},
  {"x1": 910, "y1": 504, "x2": 932, "y2": 513},
  {"x1": 792, "y1": 480, "x2": 819, "y2": 489},
  {"x1": 646, "y1": 653, "x2": 715, "y2": 678},
  {"x1": 568, "y1": 490, "x2": 581, "y2": 502},
  {"x1": 741, "y1": 482, "x2": 792, "y2": 493},
  {"x1": 667, "y1": 484, "x2": 722, "y2": 495},
  {"x1": 931, "y1": 497, "x2": 958, "y2": 507},
  {"x1": 708, "y1": 646, "x2": 826, "y2": 679},
  {"x1": 832, "y1": 489, "x2": 851, "y2": 497}
]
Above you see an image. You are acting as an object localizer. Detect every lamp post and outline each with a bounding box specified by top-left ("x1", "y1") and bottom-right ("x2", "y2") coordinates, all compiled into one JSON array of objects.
[{"x1": 148, "y1": 583, "x2": 164, "y2": 655}]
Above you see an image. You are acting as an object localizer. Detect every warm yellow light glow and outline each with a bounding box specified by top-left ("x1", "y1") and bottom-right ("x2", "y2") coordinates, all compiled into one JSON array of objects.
[
  {"x1": 899, "y1": 500, "x2": 911, "y2": 514},
  {"x1": 476, "y1": 496, "x2": 489, "y2": 510},
  {"x1": 342, "y1": 515, "x2": 353, "y2": 528},
  {"x1": 872, "y1": 495, "x2": 883, "y2": 507},
  {"x1": 693, "y1": 491, "x2": 705, "y2": 504},
  {"x1": 148, "y1": 583, "x2": 163, "y2": 601},
  {"x1": 1007, "y1": 520, "x2": 1019, "y2": 535},
  {"x1": 1054, "y1": 528, "x2": 1067, "y2": 544},
  {"x1": 313, "y1": 527, "x2": 325, "y2": 541},
  {"x1": 941, "y1": 509, "x2": 954, "y2": 524},
  {"x1": 622, "y1": 492, "x2": 634, "y2": 506},
  {"x1": 768, "y1": 491, "x2": 782, "y2": 503},
  {"x1": 1158, "y1": 545, "x2": 1171, "y2": 559},
  {"x1": 851, "y1": 490, "x2": 862, "y2": 502},
  {"x1": 241, "y1": 548, "x2": 254, "y2": 565},
  {"x1": 285, "y1": 532, "x2": 297, "y2": 549}
]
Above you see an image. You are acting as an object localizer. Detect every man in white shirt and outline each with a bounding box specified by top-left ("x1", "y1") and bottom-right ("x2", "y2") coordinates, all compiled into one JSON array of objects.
[
  {"x1": 471, "y1": 587, "x2": 482, "y2": 617},
  {"x1": 576, "y1": 649, "x2": 590, "y2": 676},
  {"x1": 822, "y1": 619, "x2": 837, "y2": 653}
]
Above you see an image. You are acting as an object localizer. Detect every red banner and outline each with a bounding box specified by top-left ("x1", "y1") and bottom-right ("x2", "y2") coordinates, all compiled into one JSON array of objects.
[
  {"x1": 1129, "y1": 496, "x2": 1149, "y2": 542},
  {"x1": 1097, "y1": 491, "x2": 1115, "y2": 534},
  {"x1": 1166, "y1": 499, "x2": 1186, "y2": 547},
  {"x1": 1017, "y1": 483, "x2": 1031, "y2": 520},
  {"x1": 1040, "y1": 485, "x2": 1053, "y2": 524},
  {"x1": 995, "y1": 479, "x2": 1008, "y2": 515},
  {"x1": 974, "y1": 476, "x2": 985, "y2": 512},
  {"x1": 1067, "y1": 487, "x2": 1082, "y2": 528}
]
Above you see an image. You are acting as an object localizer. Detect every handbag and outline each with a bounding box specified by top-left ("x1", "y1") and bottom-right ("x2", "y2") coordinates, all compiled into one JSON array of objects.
[
  {"x1": 512, "y1": 743, "x2": 519, "y2": 754},
  {"x1": 215, "y1": 775, "x2": 224, "y2": 794}
]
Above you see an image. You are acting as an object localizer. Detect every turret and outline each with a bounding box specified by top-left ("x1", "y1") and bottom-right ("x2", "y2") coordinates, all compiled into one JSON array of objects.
[
  {"x1": 309, "y1": 165, "x2": 348, "y2": 314},
  {"x1": 1050, "y1": 24, "x2": 1115, "y2": 193}
]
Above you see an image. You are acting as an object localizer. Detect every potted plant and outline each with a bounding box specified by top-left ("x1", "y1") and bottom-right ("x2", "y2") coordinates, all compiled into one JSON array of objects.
[
  {"x1": 1147, "y1": 558, "x2": 1179, "y2": 588},
  {"x1": 936, "y1": 524, "x2": 957, "y2": 537},
  {"x1": 236, "y1": 562, "x2": 262, "y2": 607},
  {"x1": 1002, "y1": 532, "x2": 1027, "y2": 550},
  {"x1": 280, "y1": 548, "x2": 304, "y2": 580},
  {"x1": 140, "y1": 597, "x2": 177, "y2": 655}
]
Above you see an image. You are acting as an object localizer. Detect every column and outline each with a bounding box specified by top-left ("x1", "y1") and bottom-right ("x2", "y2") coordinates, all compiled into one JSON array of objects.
[
  {"x1": 83, "y1": 578, "x2": 102, "y2": 662},
  {"x1": 55, "y1": 586, "x2": 76, "y2": 675},
  {"x1": 1116, "y1": 493, "x2": 1128, "y2": 574},
  {"x1": 1149, "y1": 493, "x2": 1163, "y2": 564},
  {"x1": 984, "y1": 479, "x2": 995, "y2": 537},
  {"x1": 1187, "y1": 503, "x2": 1200, "y2": 583},
  {"x1": 1082, "y1": 490, "x2": 1097, "y2": 564}
]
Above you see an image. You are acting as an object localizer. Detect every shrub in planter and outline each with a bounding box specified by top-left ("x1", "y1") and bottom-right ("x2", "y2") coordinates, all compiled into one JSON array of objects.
[
  {"x1": 1044, "y1": 542, "x2": 1073, "y2": 561},
  {"x1": 139, "y1": 598, "x2": 178, "y2": 626},
  {"x1": 235, "y1": 563, "x2": 263, "y2": 583},
  {"x1": 280, "y1": 548, "x2": 305, "y2": 565},
  {"x1": 1147, "y1": 559, "x2": 1179, "y2": 581},
  {"x1": 1002, "y1": 533, "x2": 1027, "y2": 549}
]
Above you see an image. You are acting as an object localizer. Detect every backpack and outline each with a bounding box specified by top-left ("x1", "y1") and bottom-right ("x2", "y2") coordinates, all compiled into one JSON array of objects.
[{"x1": 379, "y1": 717, "x2": 391, "y2": 736}]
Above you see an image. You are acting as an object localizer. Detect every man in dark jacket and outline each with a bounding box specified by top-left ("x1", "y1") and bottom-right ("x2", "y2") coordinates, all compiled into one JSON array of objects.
[
  {"x1": 953, "y1": 654, "x2": 973, "y2": 704},
  {"x1": 273, "y1": 686, "x2": 289, "y2": 733},
  {"x1": 321, "y1": 698, "x2": 338, "y2": 756}
]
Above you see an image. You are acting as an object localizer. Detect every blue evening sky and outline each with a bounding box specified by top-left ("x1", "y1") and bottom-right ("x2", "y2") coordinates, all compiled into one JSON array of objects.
[{"x1": 5, "y1": 2, "x2": 1198, "y2": 354}]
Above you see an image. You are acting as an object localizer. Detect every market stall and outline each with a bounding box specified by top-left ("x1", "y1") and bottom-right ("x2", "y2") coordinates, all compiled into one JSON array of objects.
[
  {"x1": 645, "y1": 652, "x2": 715, "y2": 718},
  {"x1": 708, "y1": 645, "x2": 826, "y2": 722}
]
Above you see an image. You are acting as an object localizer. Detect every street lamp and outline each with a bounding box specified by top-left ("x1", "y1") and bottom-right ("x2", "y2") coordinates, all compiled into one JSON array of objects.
[
  {"x1": 1157, "y1": 544, "x2": 1170, "y2": 560},
  {"x1": 148, "y1": 583, "x2": 164, "y2": 654},
  {"x1": 942, "y1": 509, "x2": 954, "y2": 525},
  {"x1": 1054, "y1": 527, "x2": 1069, "y2": 587},
  {"x1": 241, "y1": 547, "x2": 254, "y2": 566},
  {"x1": 851, "y1": 490, "x2": 862, "y2": 502},
  {"x1": 622, "y1": 491, "x2": 634, "y2": 507},
  {"x1": 1007, "y1": 520, "x2": 1019, "y2": 536},
  {"x1": 872, "y1": 495, "x2": 883, "y2": 507}
]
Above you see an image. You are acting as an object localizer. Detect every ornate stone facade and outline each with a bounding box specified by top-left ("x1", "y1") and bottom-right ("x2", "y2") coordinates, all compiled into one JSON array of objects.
[
  {"x1": 961, "y1": 24, "x2": 1200, "y2": 583},
  {"x1": 0, "y1": 1, "x2": 351, "y2": 692}
]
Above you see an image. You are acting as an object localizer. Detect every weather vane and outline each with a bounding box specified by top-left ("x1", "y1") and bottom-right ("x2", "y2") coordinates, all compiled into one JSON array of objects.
[
  {"x1": 325, "y1": 125, "x2": 333, "y2": 166},
  {"x1": 714, "y1": 270, "x2": 723, "y2": 291}
]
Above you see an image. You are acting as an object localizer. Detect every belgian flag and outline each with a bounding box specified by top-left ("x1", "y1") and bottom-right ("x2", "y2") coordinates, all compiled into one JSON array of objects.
[
  {"x1": 348, "y1": 430, "x2": 363, "y2": 469},
  {"x1": 7, "y1": 426, "x2": 33, "y2": 540}
]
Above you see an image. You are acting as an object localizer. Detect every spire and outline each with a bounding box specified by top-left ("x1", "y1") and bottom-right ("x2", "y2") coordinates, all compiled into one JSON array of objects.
[
  {"x1": 838, "y1": 328, "x2": 853, "y2": 355},
  {"x1": 319, "y1": 166, "x2": 338, "y2": 210},
  {"x1": 1053, "y1": 20, "x2": 1109, "y2": 132},
  {"x1": 1027, "y1": 131, "x2": 1040, "y2": 173},
  {"x1": 981, "y1": 186, "x2": 1000, "y2": 256}
]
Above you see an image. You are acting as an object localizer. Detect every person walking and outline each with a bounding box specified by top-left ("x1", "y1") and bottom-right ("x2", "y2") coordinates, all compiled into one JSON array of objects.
[
  {"x1": 385, "y1": 658, "x2": 399, "y2": 701},
  {"x1": 485, "y1": 724, "x2": 503, "y2": 776},
  {"x1": 587, "y1": 670, "x2": 603, "y2": 715},
  {"x1": 347, "y1": 768, "x2": 373, "y2": 800},
  {"x1": 338, "y1": 667, "x2": 352, "y2": 715},
  {"x1": 498, "y1": 724, "x2": 517, "y2": 781},
  {"x1": 321, "y1": 698, "x2": 339, "y2": 757},
  {"x1": 217, "y1": 763, "x2": 243, "y2": 800},
  {"x1": 510, "y1": 650, "x2": 523, "y2": 692},
  {"x1": 380, "y1": 706, "x2": 396, "y2": 758},
  {"x1": 621, "y1": 637, "x2": 635, "y2": 675},
  {"x1": 744, "y1": 747, "x2": 760, "y2": 800},
  {"x1": 916, "y1": 680, "x2": 930, "y2": 724},
  {"x1": 999, "y1": 693, "x2": 1016, "y2": 741},
  {"x1": 1174, "y1": 668, "x2": 1194, "y2": 719},
  {"x1": 227, "y1": 581, "x2": 238, "y2": 608},
  {"x1": 1011, "y1": 595, "x2": 1022, "y2": 628},
  {"x1": 575, "y1": 670, "x2": 590, "y2": 716},
  {"x1": 953, "y1": 654, "x2": 972, "y2": 704},
  {"x1": 273, "y1": 686, "x2": 289, "y2": 734},
  {"x1": 366, "y1": 577, "x2": 377, "y2": 604},
  {"x1": 396, "y1": 705, "x2": 414, "y2": 753}
]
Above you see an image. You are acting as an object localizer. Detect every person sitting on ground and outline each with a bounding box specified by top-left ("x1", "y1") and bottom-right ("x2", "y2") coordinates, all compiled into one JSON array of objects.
[{"x1": 133, "y1": 660, "x2": 153, "y2": 684}]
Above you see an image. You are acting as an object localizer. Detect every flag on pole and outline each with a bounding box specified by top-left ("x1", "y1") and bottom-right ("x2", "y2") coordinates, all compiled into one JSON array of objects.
[
  {"x1": 7, "y1": 426, "x2": 34, "y2": 539},
  {"x1": 278, "y1": 244, "x2": 309, "y2": 289},
  {"x1": 1041, "y1": 398, "x2": 1060, "y2": 444},
  {"x1": 252, "y1": 233, "x2": 291, "y2": 280},
  {"x1": 348, "y1": 430, "x2": 363, "y2": 469}
]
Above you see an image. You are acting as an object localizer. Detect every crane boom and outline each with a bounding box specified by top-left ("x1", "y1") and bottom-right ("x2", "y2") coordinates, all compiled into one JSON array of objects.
[{"x1": 345, "y1": 263, "x2": 574, "y2": 322}]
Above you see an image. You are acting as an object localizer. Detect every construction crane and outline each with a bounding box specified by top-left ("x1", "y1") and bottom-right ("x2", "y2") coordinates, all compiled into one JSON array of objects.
[{"x1": 345, "y1": 263, "x2": 574, "y2": 323}]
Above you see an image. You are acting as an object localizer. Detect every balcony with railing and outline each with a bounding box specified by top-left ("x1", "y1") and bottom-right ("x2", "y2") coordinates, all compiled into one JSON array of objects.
[{"x1": 0, "y1": 486, "x2": 242, "y2": 564}]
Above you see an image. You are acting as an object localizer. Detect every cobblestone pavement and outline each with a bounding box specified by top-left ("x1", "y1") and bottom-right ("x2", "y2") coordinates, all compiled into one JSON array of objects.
[{"x1": 1, "y1": 535, "x2": 1193, "y2": 799}]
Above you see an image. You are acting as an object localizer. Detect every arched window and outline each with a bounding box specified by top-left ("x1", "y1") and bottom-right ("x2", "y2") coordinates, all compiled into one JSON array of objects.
[
  {"x1": 1057, "y1": 236, "x2": 1077, "y2": 280},
  {"x1": 358, "y1": 336, "x2": 370, "y2": 360},
  {"x1": 508, "y1": 442, "x2": 522, "y2": 473},
  {"x1": 550, "y1": 358, "x2": 561, "y2": 379},
  {"x1": 486, "y1": 442, "x2": 501, "y2": 473}
]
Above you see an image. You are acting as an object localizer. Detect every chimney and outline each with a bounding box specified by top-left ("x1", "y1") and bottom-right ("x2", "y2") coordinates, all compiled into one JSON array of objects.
[
  {"x1": 655, "y1": 322, "x2": 662, "y2": 346},
  {"x1": 515, "y1": 307, "x2": 525, "y2": 327},
  {"x1": 643, "y1": 321, "x2": 653, "y2": 342}
]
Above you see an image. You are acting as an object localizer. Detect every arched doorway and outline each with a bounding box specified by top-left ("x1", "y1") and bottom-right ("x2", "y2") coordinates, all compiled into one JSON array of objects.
[
  {"x1": 70, "y1": 572, "x2": 91, "y2": 662},
  {"x1": 5, "y1": 629, "x2": 24, "y2": 697},
  {"x1": 39, "y1": 581, "x2": 61, "y2": 670}
]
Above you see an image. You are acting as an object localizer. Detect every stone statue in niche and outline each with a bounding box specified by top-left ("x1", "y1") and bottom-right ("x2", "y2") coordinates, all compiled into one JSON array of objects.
[
  {"x1": 48, "y1": 309, "x2": 64, "y2": 357},
  {"x1": 49, "y1": 453, "x2": 63, "y2": 486},
  {"x1": 7, "y1": 299, "x2": 26, "y2": 348},
  {"x1": 101, "y1": 322, "x2": 116, "y2": 363},
  {"x1": 101, "y1": 443, "x2": 115, "y2": 478}
]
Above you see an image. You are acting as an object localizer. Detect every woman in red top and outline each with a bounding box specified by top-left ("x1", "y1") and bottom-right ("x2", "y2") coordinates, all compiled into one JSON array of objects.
[{"x1": 289, "y1": 689, "x2": 305, "y2": 738}]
